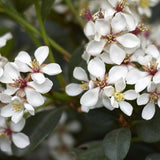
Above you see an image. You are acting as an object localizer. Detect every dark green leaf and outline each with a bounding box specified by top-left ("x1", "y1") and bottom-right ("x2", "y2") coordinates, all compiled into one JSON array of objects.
[
  {"x1": 74, "y1": 141, "x2": 108, "y2": 160},
  {"x1": 136, "y1": 110, "x2": 160, "y2": 143},
  {"x1": 12, "y1": 108, "x2": 62, "y2": 156},
  {"x1": 103, "y1": 128, "x2": 131, "y2": 160},
  {"x1": 68, "y1": 45, "x2": 87, "y2": 81},
  {"x1": 146, "y1": 153, "x2": 160, "y2": 160},
  {"x1": 41, "y1": 0, "x2": 55, "y2": 20}
]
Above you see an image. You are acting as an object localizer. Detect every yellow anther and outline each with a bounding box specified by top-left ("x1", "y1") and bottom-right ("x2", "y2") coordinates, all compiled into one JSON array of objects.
[
  {"x1": 31, "y1": 59, "x2": 39, "y2": 69},
  {"x1": 119, "y1": 0, "x2": 129, "y2": 9},
  {"x1": 149, "y1": 92, "x2": 160, "y2": 104},
  {"x1": 138, "y1": 24, "x2": 150, "y2": 32},
  {"x1": 12, "y1": 102, "x2": 23, "y2": 112},
  {"x1": 106, "y1": 34, "x2": 117, "y2": 44},
  {"x1": 123, "y1": 54, "x2": 131, "y2": 64},
  {"x1": 0, "y1": 132, "x2": 8, "y2": 138},
  {"x1": 80, "y1": 82, "x2": 88, "y2": 90},
  {"x1": 140, "y1": 0, "x2": 149, "y2": 8},
  {"x1": 114, "y1": 90, "x2": 125, "y2": 101}
]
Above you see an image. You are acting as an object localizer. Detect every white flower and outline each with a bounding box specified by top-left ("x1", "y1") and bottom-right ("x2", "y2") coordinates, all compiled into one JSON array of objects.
[
  {"x1": 0, "y1": 63, "x2": 52, "y2": 106},
  {"x1": 15, "y1": 46, "x2": 62, "y2": 84},
  {"x1": 104, "y1": 78, "x2": 138, "y2": 116},
  {"x1": 1, "y1": 96, "x2": 34, "y2": 123},
  {"x1": 137, "y1": 82, "x2": 160, "y2": 120},
  {"x1": 0, "y1": 116, "x2": 30, "y2": 154},
  {"x1": 0, "y1": 33, "x2": 12, "y2": 48}
]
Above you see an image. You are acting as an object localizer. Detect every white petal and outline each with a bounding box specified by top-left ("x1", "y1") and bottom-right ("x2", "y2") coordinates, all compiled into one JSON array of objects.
[
  {"x1": 73, "y1": 67, "x2": 88, "y2": 81},
  {"x1": 1, "y1": 32, "x2": 12, "y2": 40},
  {"x1": 111, "y1": 12, "x2": 126, "y2": 33},
  {"x1": 95, "y1": 19, "x2": 110, "y2": 36},
  {"x1": 34, "y1": 46, "x2": 49, "y2": 65},
  {"x1": 28, "y1": 78, "x2": 53, "y2": 94},
  {"x1": 88, "y1": 57, "x2": 105, "y2": 79},
  {"x1": 124, "y1": 90, "x2": 138, "y2": 100},
  {"x1": 116, "y1": 33, "x2": 140, "y2": 48},
  {"x1": 0, "y1": 38, "x2": 6, "y2": 48},
  {"x1": 135, "y1": 76, "x2": 151, "y2": 92},
  {"x1": 41, "y1": 63, "x2": 62, "y2": 75},
  {"x1": 31, "y1": 73, "x2": 46, "y2": 84},
  {"x1": 3, "y1": 85, "x2": 18, "y2": 95},
  {"x1": 109, "y1": 44, "x2": 125, "y2": 65},
  {"x1": 86, "y1": 40, "x2": 106, "y2": 56},
  {"x1": 142, "y1": 103, "x2": 155, "y2": 120},
  {"x1": 24, "y1": 103, "x2": 35, "y2": 115},
  {"x1": 0, "y1": 138, "x2": 12, "y2": 154},
  {"x1": 108, "y1": 65, "x2": 128, "y2": 83},
  {"x1": 0, "y1": 116, "x2": 6, "y2": 127},
  {"x1": 15, "y1": 51, "x2": 31, "y2": 66},
  {"x1": 81, "y1": 105, "x2": 90, "y2": 112},
  {"x1": 11, "y1": 111, "x2": 24, "y2": 124},
  {"x1": 126, "y1": 68, "x2": 147, "y2": 84},
  {"x1": 80, "y1": 87, "x2": 99, "y2": 107},
  {"x1": 25, "y1": 88, "x2": 45, "y2": 106},
  {"x1": 147, "y1": 82, "x2": 156, "y2": 92},
  {"x1": 10, "y1": 118, "x2": 25, "y2": 132},
  {"x1": 145, "y1": 44, "x2": 159, "y2": 58},
  {"x1": 153, "y1": 70, "x2": 160, "y2": 84},
  {"x1": 103, "y1": 86, "x2": 114, "y2": 97},
  {"x1": 119, "y1": 101, "x2": 133, "y2": 116},
  {"x1": 158, "y1": 98, "x2": 160, "y2": 108},
  {"x1": 111, "y1": 96, "x2": 119, "y2": 108},
  {"x1": 15, "y1": 60, "x2": 31, "y2": 72},
  {"x1": 1, "y1": 104, "x2": 15, "y2": 117},
  {"x1": 12, "y1": 133, "x2": 30, "y2": 148},
  {"x1": 65, "y1": 83, "x2": 83, "y2": 96},
  {"x1": 84, "y1": 21, "x2": 95, "y2": 37},
  {"x1": 0, "y1": 68, "x2": 3, "y2": 77},
  {"x1": 115, "y1": 78, "x2": 126, "y2": 91},
  {"x1": 102, "y1": 97, "x2": 114, "y2": 111},
  {"x1": 137, "y1": 93, "x2": 150, "y2": 105},
  {"x1": 0, "y1": 93, "x2": 11, "y2": 103}
]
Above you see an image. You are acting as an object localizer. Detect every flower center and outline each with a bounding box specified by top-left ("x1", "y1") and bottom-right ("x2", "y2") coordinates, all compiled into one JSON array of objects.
[
  {"x1": 139, "y1": 0, "x2": 149, "y2": 8},
  {"x1": 122, "y1": 54, "x2": 132, "y2": 65},
  {"x1": 114, "y1": 90, "x2": 125, "y2": 101},
  {"x1": 80, "y1": 8, "x2": 93, "y2": 21},
  {"x1": 131, "y1": 24, "x2": 150, "y2": 35},
  {"x1": 105, "y1": 34, "x2": 117, "y2": 45},
  {"x1": 93, "y1": 74, "x2": 108, "y2": 90},
  {"x1": 92, "y1": 9, "x2": 105, "y2": 21},
  {"x1": 116, "y1": 0, "x2": 129, "y2": 12},
  {"x1": 0, "y1": 128, "x2": 12, "y2": 137},
  {"x1": 149, "y1": 91, "x2": 160, "y2": 104},
  {"x1": 143, "y1": 62, "x2": 158, "y2": 76},
  {"x1": 31, "y1": 59, "x2": 40, "y2": 73},
  {"x1": 13, "y1": 78, "x2": 28, "y2": 89},
  {"x1": 12, "y1": 102, "x2": 23, "y2": 112},
  {"x1": 80, "y1": 82, "x2": 89, "y2": 90}
]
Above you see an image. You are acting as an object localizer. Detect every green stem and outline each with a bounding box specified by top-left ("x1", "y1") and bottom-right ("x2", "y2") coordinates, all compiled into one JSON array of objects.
[
  {"x1": 0, "y1": 7, "x2": 71, "y2": 59},
  {"x1": 64, "y1": 0, "x2": 84, "y2": 28}
]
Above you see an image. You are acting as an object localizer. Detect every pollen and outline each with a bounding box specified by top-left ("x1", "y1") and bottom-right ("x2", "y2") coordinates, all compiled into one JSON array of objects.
[
  {"x1": 80, "y1": 82, "x2": 88, "y2": 90},
  {"x1": 122, "y1": 54, "x2": 132, "y2": 64},
  {"x1": 31, "y1": 59, "x2": 40, "y2": 73},
  {"x1": 114, "y1": 90, "x2": 125, "y2": 101},
  {"x1": 105, "y1": 34, "x2": 117, "y2": 44},
  {"x1": 80, "y1": 8, "x2": 93, "y2": 21},
  {"x1": 140, "y1": 0, "x2": 149, "y2": 8},
  {"x1": 12, "y1": 102, "x2": 23, "y2": 112},
  {"x1": 143, "y1": 61, "x2": 158, "y2": 76},
  {"x1": 116, "y1": 0, "x2": 129, "y2": 12},
  {"x1": 0, "y1": 132, "x2": 8, "y2": 138},
  {"x1": 149, "y1": 91, "x2": 160, "y2": 104},
  {"x1": 138, "y1": 24, "x2": 150, "y2": 32}
]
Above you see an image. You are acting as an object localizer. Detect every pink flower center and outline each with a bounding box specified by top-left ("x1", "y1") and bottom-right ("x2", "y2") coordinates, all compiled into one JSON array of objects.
[{"x1": 14, "y1": 78, "x2": 28, "y2": 89}]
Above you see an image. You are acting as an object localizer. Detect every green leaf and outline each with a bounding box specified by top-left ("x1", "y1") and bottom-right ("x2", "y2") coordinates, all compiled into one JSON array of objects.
[
  {"x1": 136, "y1": 110, "x2": 160, "y2": 143},
  {"x1": 103, "y1": 128, "x2": 131, "y2": 160},
  {"x1": 41, "y1": 0, "x2": 55, "y2": 20},
  {"x1": 68, "y1": 45, "x2": 87, "y2": 81},
  {"x1": 74, "y1": 141, "x2": 108, "y2": 160},
  {"x1": 146, "y1": 153, "x2": 160, "y2": 160},
  {"x1": 12, "y1": 108, "x2": 62, "y2": 156}
]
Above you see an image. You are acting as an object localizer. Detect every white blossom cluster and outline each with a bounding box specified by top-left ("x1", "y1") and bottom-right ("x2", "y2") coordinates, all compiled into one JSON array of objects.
[
  {"x1": 66, "y1": 0, "x2": 160, "y2": 120},
  {"x1": 0, "y1": 35, "x2": 62, "y2": 154}
]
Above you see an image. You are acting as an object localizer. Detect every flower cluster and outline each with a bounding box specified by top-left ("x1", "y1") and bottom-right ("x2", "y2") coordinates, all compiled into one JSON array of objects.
[
  {"x1": 0, "y1": 40, "x2": 62, "y2": 154},
  {"x1": 66, "y1": 0, "x2": 160, "y2": 120}
]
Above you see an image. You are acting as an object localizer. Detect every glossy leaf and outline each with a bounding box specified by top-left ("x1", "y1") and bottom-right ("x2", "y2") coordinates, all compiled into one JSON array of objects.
[
  {"x1": 12, "y1": 108, "x2": 62, "y2": 156},
  {"x1": 103, "y1": 128, "x2": 131, "y2": 160},
  {"x1": 74, "y1": 141, "x2": 108, "y2": 160}
]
